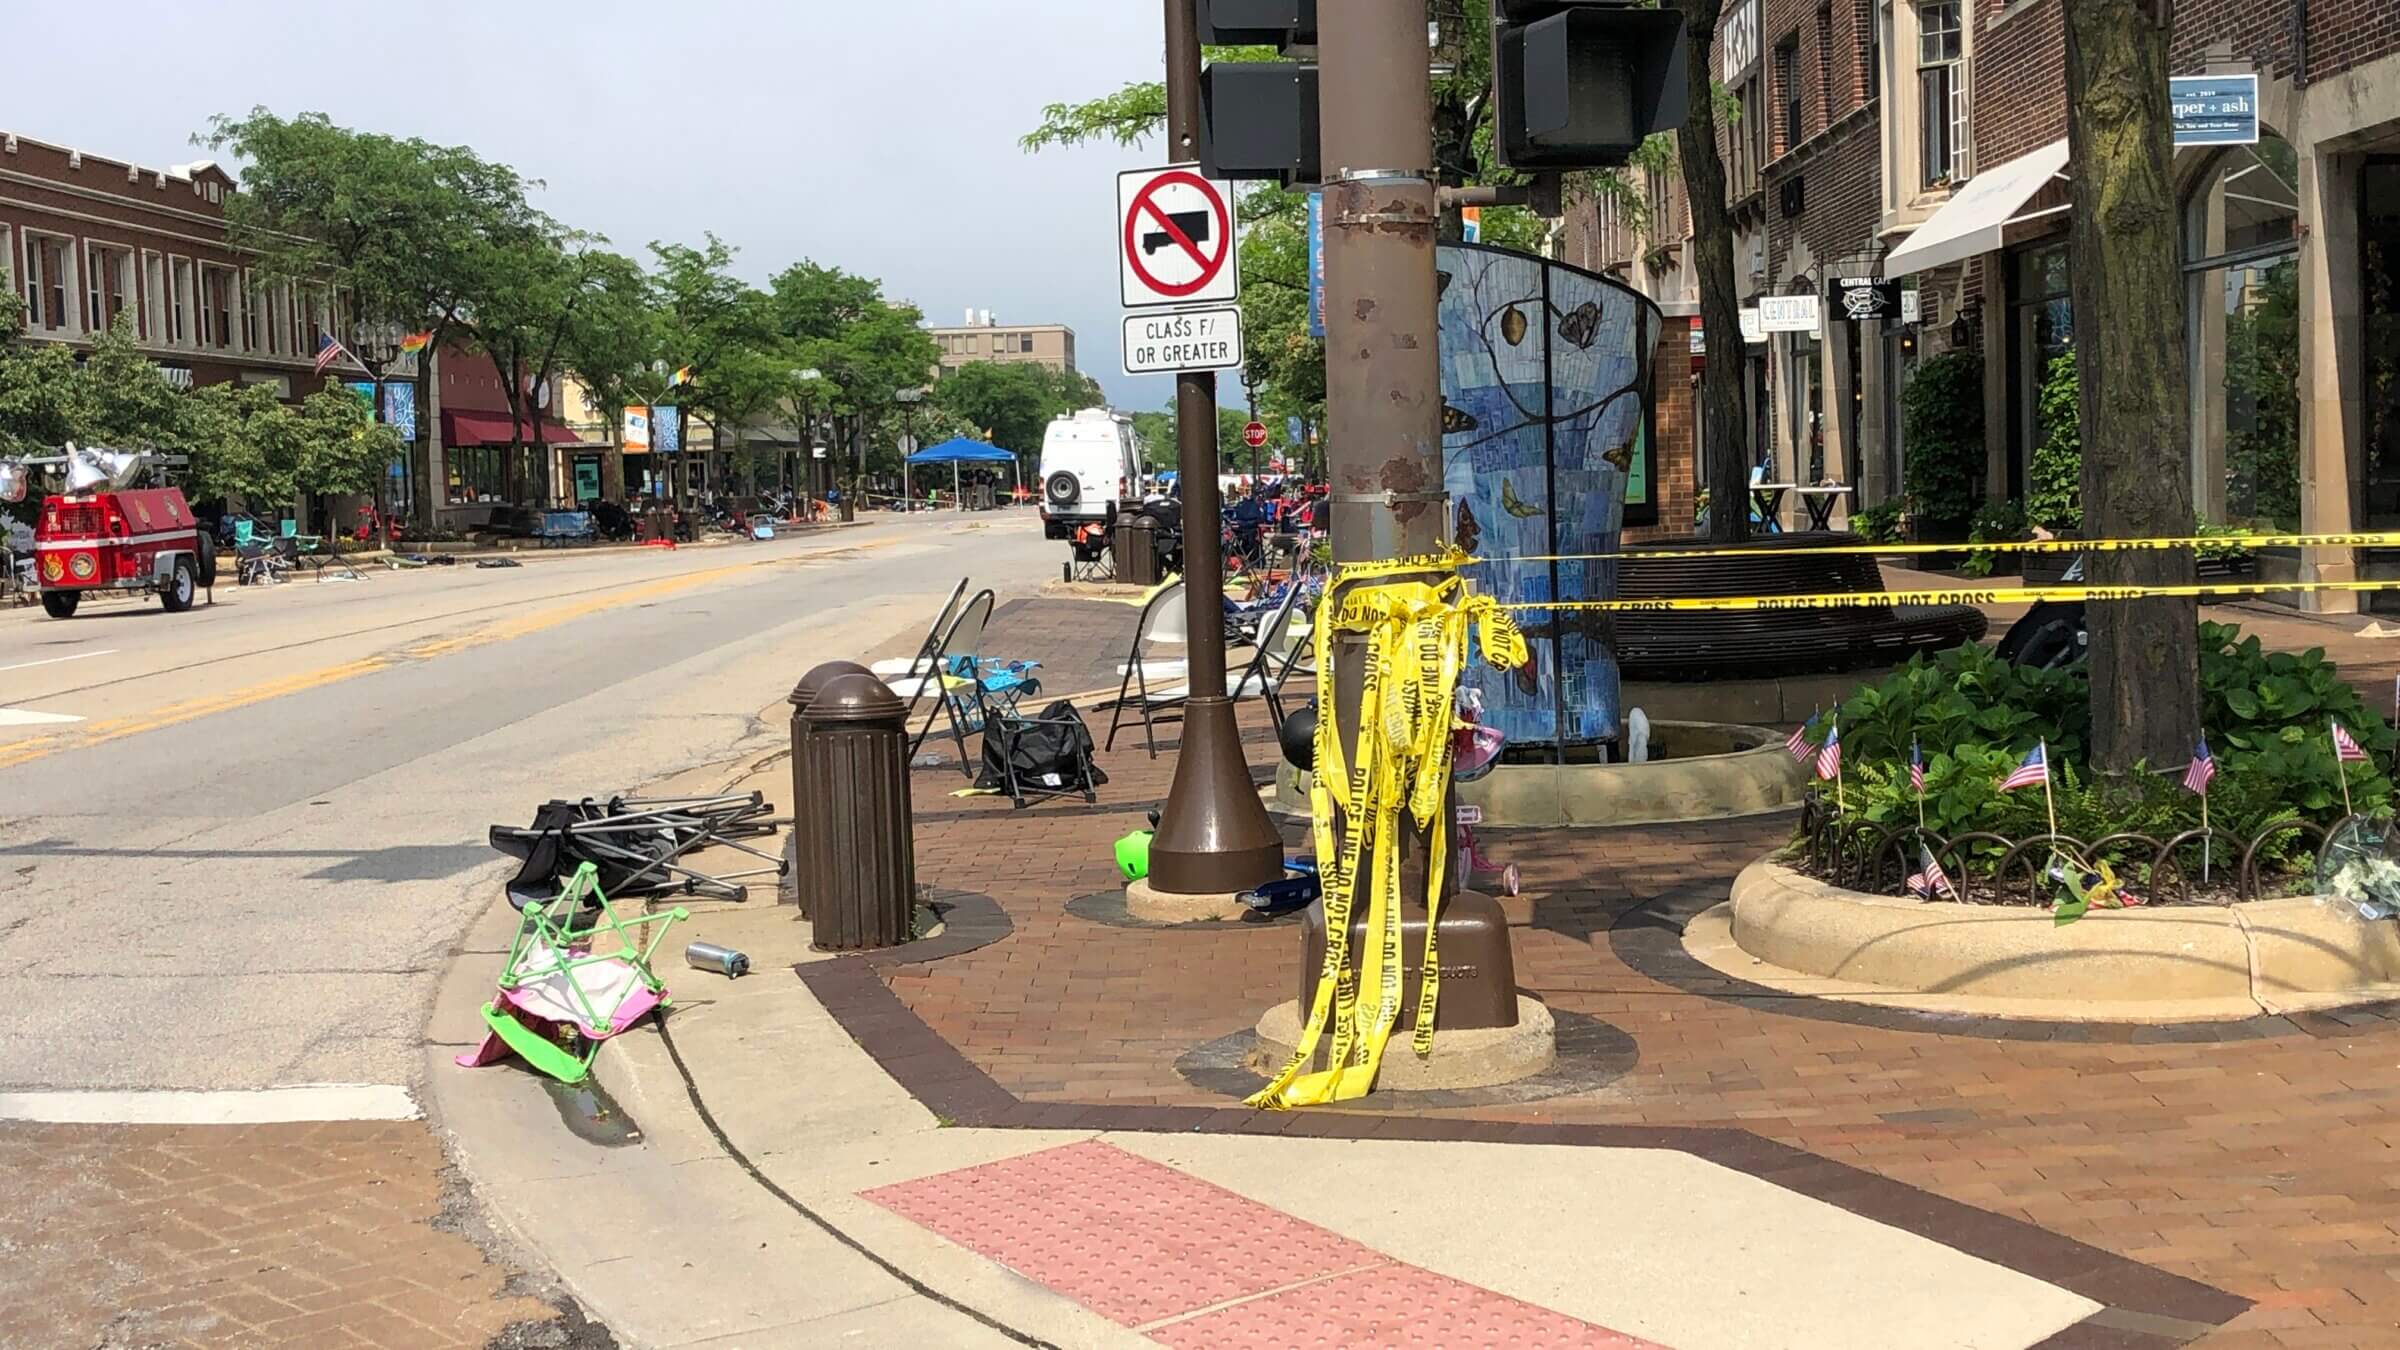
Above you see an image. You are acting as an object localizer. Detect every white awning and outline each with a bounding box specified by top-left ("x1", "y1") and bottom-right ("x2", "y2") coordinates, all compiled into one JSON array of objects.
[{"x1": 1884, "y1": 140, "x2": 2071, "y2": 278}]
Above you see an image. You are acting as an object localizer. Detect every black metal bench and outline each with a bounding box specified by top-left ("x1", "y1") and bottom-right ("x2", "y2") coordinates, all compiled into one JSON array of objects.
[{"x1": 1610, "y1": 532, "x2": 1987, "y2": 680}]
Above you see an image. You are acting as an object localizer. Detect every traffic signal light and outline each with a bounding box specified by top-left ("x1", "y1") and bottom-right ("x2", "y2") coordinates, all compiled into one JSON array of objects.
[
  {"x1": 1196, "y1": 0, "x2": 1315, "y2": 45},
  {"x1": 1494, "y1": 2, "x2": 1689, "y2": 169},
  {"x1": 1199, "y1": 64, "x2": 1320, "y2": 183},
  {"x1": 1195, "y1": 0, "x2": 1319, "y2": 184}
]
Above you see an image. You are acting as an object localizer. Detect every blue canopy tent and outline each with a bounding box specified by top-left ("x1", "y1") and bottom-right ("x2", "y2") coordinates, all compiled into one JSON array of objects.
[{"x1": 905, "y1": 437, "x2": 1020, "y2": 506}]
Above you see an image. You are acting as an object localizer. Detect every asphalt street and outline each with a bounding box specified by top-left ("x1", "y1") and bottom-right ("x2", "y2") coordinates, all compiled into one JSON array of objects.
[{"x1": 0, "y1": 511, "x2": 1057, "y2": 1093}]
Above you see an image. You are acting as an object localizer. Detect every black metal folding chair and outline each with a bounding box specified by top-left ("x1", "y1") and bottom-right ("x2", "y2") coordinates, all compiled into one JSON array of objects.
[{"x1": 871, "y1": 578, "x2": 970, "y2": 731}]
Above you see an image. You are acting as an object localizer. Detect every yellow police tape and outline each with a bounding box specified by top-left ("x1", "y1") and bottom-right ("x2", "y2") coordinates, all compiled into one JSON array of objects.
[
  {"x1": 1502, "y1": 577, "x2": 2400, "y2": 614},
  {"x1": 1467, "y1": 529, "x2": 2400, "y2": 566},
  {"x1": 1245, "y1": 558, "x2": 1527, "y2": 1110}
]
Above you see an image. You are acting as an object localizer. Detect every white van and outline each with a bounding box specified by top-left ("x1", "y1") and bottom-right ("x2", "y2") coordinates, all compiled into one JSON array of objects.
[{"x1": 1037, "y1": 408, "x2": 1142, "y2": 543}]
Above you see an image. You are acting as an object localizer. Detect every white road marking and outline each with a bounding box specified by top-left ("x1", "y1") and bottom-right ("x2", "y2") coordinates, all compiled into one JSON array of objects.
[
  {"x1": 0, "y1": 708, "x2": 84, "y2": 726},
  {"x1": 0, "y1": 649, "x2": 114, "y2": 674},
  {"x1": 0, "y1": 1084, "x2": 421, "y2": 1124}
]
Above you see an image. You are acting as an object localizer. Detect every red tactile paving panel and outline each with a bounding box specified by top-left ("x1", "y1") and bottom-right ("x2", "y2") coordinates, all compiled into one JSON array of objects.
[
  {"x1": 864, "y1": 1140, "x2": 1663, "y2": 1347},
  {"x1": 865, "y1": 1139, "x2": 1384, "y2": 1326},
  {"x1": 1151, "y1": 1261, "x2": 1667, "y2": 1349}
]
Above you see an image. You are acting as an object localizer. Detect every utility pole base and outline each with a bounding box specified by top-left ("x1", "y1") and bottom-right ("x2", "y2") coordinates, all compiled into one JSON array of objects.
[{"x1": 1146, "y1": 697, "x2": 1285, "y2": 894}]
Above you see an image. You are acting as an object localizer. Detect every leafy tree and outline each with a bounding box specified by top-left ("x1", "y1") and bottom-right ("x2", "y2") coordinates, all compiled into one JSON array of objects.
[
  {"x1": 2065, "y1": 0, "x2": 2197, "y2": 772},
  {"x1": 1900, "y1": 352, "x2": 1984, "y2": 538},
  {"x1": 933, "y1": 362, "x2": 1061, "y2": 464},
  {"x1": 768, "y1": 261, "x2": 942, "y2": 489},
  {"x1": 203, "y1": 110, "x2": 537, "y2": 522},
  {"x1": 554, "y1": 252, "x2": 658, "y2": 501},
  {"x1": 647, "y1": 235, "x2": 781, "y2": 500}
]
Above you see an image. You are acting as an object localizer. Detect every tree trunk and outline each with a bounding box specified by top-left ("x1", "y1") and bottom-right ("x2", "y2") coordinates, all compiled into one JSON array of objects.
[
  {"x1": 1671, "y1": 0, "x2": 1751, "y2": 544},
  {"x1": 2066, "y1": 0, "x2": 2196, "y2": 772}
]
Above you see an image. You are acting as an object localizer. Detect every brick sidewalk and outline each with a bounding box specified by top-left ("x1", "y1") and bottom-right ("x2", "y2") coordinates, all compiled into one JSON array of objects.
[
  {"x1": 0, "y1": 1119, "x2": 597, "y2": 1349},
  {"x1": 864, "y1": 594, "x2": 2400, "y2": 1347}
]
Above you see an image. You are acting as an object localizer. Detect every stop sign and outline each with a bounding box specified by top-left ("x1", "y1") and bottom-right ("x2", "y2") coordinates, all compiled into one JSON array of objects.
[{"x1": 1242, "y1": 420, "x2": 1268, "y2": 448}]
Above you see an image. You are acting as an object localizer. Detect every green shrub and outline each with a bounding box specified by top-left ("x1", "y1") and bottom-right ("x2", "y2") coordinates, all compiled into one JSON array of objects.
[
  {"x1": 1900, "y1": 351, "x2": 1985, "y2": 538},
  {"x1": 1850, "y1": 498, "x2": 1904, "y2": 544},
  {"x1": 1960, "y1": 499, "x2": 2027, "y2": 577},
  {"x1": 1820, "y1": 621, "x2": 2392, "y2": 861},
  {"x1": 2199, "y1": 621, "x2": 2395, "y2": 816},
  {"x1": 2027, "y1": 354, "x2": 2081, "y2": 533},
  {"x1": 1834, "y1": 641, "x2": 2090, "y2": 769}
]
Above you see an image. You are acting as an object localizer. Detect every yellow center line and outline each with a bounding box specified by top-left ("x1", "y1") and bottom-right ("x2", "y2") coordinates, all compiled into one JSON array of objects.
[{"x1": 0, "y1": 547, "x2": 884, "y2": 772}]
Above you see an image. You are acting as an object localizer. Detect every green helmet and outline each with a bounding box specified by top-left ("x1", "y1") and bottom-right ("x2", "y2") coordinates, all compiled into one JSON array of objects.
[{"x1": 1115, "y1": 829, "x2": 1153, "y2": 880}]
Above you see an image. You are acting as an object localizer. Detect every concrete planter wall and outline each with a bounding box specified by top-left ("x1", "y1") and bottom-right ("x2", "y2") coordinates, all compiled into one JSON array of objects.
[
  {"x1": 1730, "y1": 858, "x2": 2400, "y2": 1010},
  {"x1": 1273, "y1": 721, "x2": 1807, "y2": 827}
]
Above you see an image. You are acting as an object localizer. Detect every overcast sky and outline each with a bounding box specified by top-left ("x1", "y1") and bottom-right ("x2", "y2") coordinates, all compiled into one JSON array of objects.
[{"x1": 10, "y1": 0, "x2": 1177, "y2": 409}]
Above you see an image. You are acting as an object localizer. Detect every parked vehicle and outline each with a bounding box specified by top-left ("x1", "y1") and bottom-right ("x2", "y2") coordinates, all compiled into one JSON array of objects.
[
  {"x1": 25, "y1": 445, "x2": 214, "y2": 619},
  {"x1": 1038, "y1": 408, "x2": 1142, "y2": 557}
]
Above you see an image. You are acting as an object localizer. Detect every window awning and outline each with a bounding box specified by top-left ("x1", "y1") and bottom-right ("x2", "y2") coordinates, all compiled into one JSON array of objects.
[
  {"x1": 1884, "y1": 140, "x2": 2071, "y2": 278},
  {"x1": 440, "y1": 409, "x2": 582, "y2": 448}
]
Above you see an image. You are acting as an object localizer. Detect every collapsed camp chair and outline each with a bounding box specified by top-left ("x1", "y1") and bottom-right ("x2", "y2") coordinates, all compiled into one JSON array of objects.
[
  {"x1": 489, "y1": 792, "x2": 784, "y2": 907},
  {"x1": 968, "y1": 680, "x2": 1102, "y2": 809},
  {"x1": 454, "y1": 862, "x2": 686, "y2": 1084}
]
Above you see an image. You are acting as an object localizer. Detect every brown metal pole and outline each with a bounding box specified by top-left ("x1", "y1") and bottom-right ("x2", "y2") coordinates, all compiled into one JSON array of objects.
[
  {"x1": 1146, "y1": 0, "x2": 1284, "y2": 895},
  {"x1": 1315, "y1": 0, "x2": 1512, "y2": 981}
]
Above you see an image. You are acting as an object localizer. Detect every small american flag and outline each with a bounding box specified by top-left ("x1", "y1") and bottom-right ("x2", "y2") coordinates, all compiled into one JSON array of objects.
[
  {"x1": 2334, "y1": 720, "x2": 2370, "y2": 764},
  {"x1": 1786, "y1": 716, "x2": 1816, "y2": 762},
  {"x1": 2183, "y1": 737, "x2": 2215, "y2": 795},
  {"x1": 2000, "y1": 742, "x2": 2050, "y2": 792},
  {"x1": 1909, "y1": 738, "x2": 1926, "y2": 795},
  {"x1": 313, "y1": 334, "x2": 352, "y2": 376},
  {"x1": 1906, "y1": 843, "x2": 1956, "y2": 900},
  {"x1": 1815, "y1": 721, "x2": 1842, "y2": 781}
]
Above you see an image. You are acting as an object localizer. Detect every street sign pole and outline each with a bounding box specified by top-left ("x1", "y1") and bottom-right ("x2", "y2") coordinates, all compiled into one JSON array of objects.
[{"x1": 1145, "y1": 0, "x2": 1283, "y2": 896}]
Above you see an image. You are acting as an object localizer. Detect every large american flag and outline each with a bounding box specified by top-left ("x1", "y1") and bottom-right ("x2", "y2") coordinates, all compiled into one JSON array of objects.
[
  {"x1": 313, "y1": 334, "x2": 353, "y2": 376},
  {"x1": 1999, "y1": 742, "x2": 2050, "y2": 792},
  {"x1": 2182, "y1": 737, "x2": 2215, "y2": 795}
]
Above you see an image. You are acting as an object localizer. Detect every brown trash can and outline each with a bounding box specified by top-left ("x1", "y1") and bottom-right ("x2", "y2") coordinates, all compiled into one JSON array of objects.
[
  {"x1": 802, "y1": 672, "x2": 918, "y2": 950},
  {"x1": 785, "y1": 660, "x2": 871, "y2": 915},
  {"x1": 1115, "y1": 512, "x2": 1161, "y2": 586}
]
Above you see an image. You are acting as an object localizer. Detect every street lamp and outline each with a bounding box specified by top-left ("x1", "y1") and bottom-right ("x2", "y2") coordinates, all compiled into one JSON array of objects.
[
  {"x1": 346, "y1": 323, "x2": 406, "y2": 533},
  {"x1": 894, "y1": 387, "x2": 925, "y2": 510}
]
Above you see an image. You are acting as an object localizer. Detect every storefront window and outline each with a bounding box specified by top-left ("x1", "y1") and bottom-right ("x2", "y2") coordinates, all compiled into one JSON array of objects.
[
  {"x1": 2010, "y1": 242, "x2": 2073, "y2": 503},
  {"x1": 2186, "y1": 136, "x2": 2300, "y2": 530},
  {"x1": 2362, "y1": 162, "x2": 2400, "y2": 533},
  {"x1": 446, "y1": 445, "x2": 506, "y2": 504}
]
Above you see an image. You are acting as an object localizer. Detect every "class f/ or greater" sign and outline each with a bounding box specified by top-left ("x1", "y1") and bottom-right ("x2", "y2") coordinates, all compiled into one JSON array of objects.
[{"x1": 1122, "y1": 305, "x2": 1244, "y2": 376}]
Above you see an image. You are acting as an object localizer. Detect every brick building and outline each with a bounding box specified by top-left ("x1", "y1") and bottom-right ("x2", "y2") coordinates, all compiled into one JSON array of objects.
[
  {"x1": 1568, "y1": 0, "x2": 2400, "y2": 600},
  {"x1": 0, "y1": 130, "x2": 337, "y2": 400}
]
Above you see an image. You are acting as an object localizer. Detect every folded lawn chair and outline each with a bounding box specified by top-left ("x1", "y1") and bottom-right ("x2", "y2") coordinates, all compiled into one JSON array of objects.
[
  {"x1": 871, "y1": 577, "x2": 970, "y2": 689},
  {"x1": 1099, "y1": 579, "x2": 1190, "y2": 757},
  {"x1": 454, "y1": 862, "x2": 686, "y2": 1084},
  {"x1": 885, "y1": 588, "x2": 993, "y2": 747},
  {"x1": 489, "y1": 792, "x2": 784, "y2": 907}
]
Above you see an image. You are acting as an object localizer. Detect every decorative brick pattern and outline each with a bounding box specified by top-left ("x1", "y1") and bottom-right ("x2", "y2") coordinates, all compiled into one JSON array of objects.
[{"x1": 0, "y1": 1120, "x2": 564, "y2": 1349}]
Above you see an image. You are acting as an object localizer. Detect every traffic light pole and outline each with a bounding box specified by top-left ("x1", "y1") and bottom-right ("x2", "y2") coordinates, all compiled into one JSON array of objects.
[
  {"x1": 1318, "y1": 0, "x2": 1477, "y2": 924},
  {"x1": 1145, "y1": 0, "x2": 1284, "y2": 896}
]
